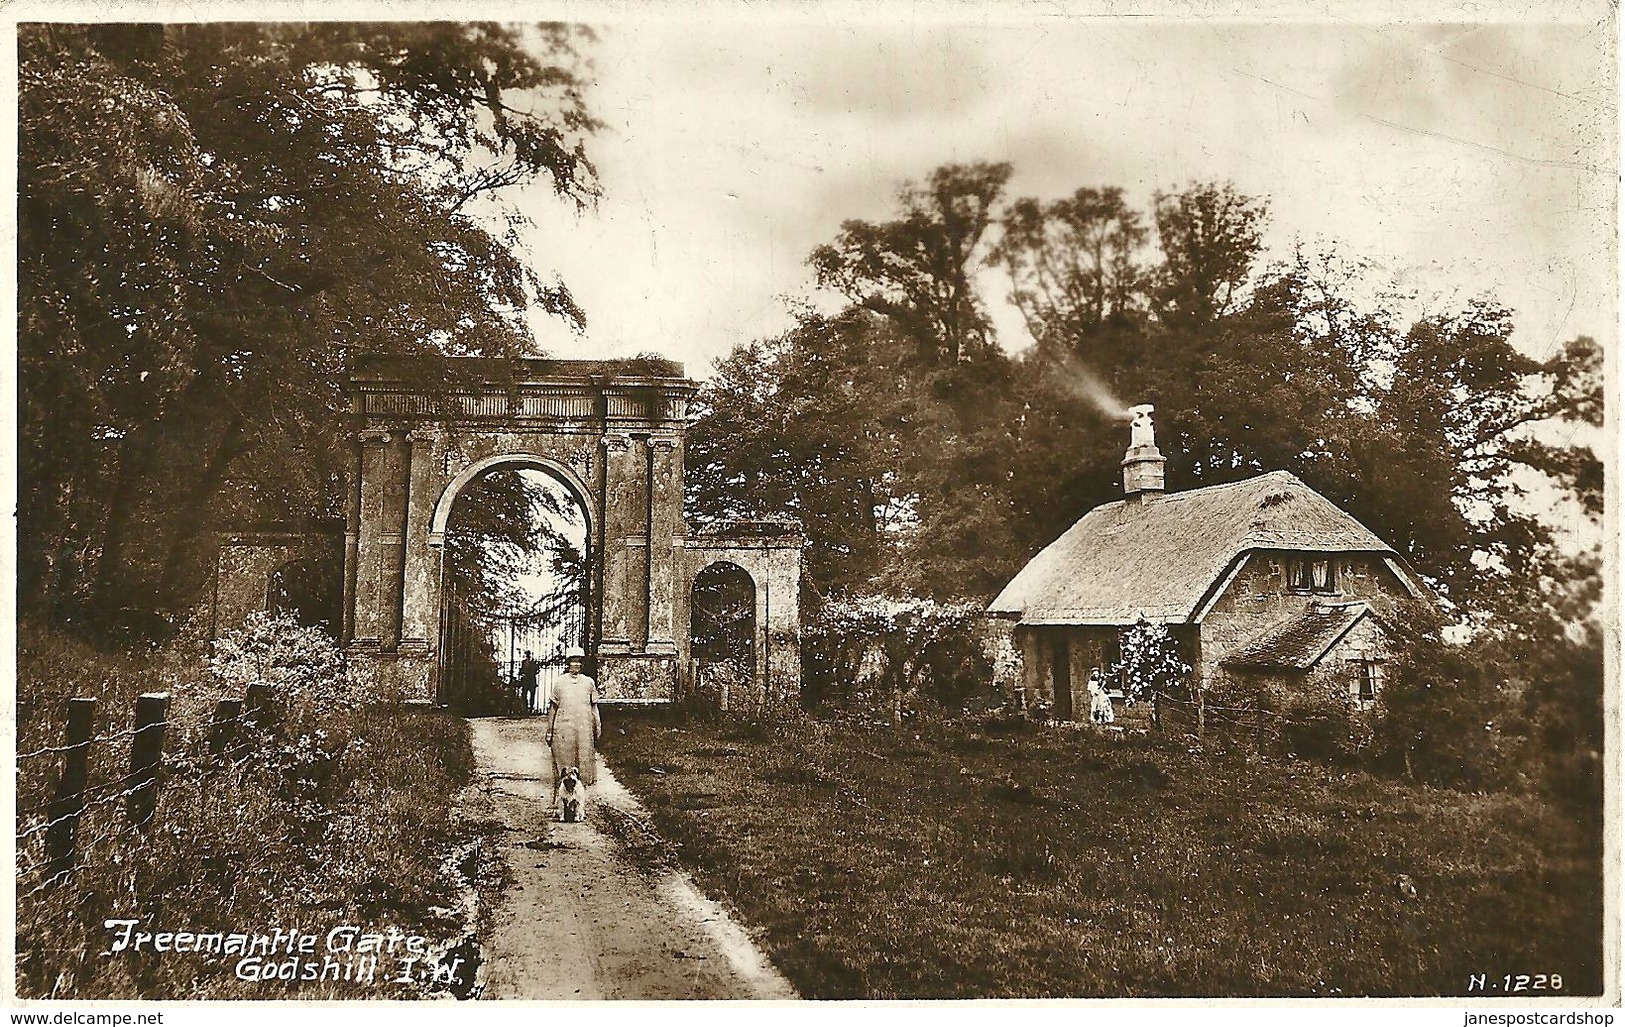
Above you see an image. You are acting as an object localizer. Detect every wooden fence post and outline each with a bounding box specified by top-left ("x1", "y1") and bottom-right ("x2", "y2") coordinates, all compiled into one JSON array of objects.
[
  {"x1": 243, "y1": 682, "x2": 271, "y2": 728},
  {"x1": 126, "y1": 692, "x2": 170, "y2": 830},
  {"x1": 45, "y1": 698, "x2": 97, "y2": 881},
  {"x1": 1196, "y1": 685, "x2": 1206, "y2": 740},
  {"x1": 210, "y1": 699, "x2": 244, "y2": 760}
]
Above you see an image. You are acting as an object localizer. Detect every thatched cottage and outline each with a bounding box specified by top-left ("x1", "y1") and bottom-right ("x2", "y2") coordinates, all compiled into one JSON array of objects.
[{"x1": 987, "y1": 406, "x2": 1429, "y2": 720}]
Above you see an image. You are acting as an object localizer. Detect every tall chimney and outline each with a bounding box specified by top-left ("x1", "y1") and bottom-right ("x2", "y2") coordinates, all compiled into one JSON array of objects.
[{"x1": 1122, "y1": 403, "x2": 1166, "y2": 503}]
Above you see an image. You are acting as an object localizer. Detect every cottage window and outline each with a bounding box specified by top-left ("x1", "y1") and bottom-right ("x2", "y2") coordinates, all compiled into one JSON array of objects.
[
  {"x1": 1311, "y1": 559, "x2": 1337, "y2": 593},
  {"x1": 1289, "y1": 558, "x2": 1337, "y2": 593},
  {"x1": 1358, "y1": 660, "x2": 1384, "y2": 702}
]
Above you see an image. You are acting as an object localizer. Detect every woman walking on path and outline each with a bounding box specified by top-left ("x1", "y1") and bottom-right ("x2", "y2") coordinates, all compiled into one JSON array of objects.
[{"x1": 547, "y1": 647, "x2": 601, "y2": 784}]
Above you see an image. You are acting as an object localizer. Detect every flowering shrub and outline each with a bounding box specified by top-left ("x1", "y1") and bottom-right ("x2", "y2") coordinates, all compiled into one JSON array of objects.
[
  {"x1": 209, "y1": 610, "x2": 350, "y2": 722},
  {"x1": 803, "y1": 596, "x2": 995, "y2": 719},
  {"x1": 1111, "y1": 617, "x2": 1191, "y2": 702}
]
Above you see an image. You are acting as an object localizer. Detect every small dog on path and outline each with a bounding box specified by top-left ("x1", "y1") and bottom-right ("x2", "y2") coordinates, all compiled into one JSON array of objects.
[{"x1": 556, "y1": 766, "x2": 587, "y2": 823}]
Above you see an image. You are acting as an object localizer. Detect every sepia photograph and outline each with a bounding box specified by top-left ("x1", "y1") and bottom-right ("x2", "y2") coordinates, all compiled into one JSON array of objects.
[{"x1": 7, "y1": 0, "x2": 1617, "y2": 1008}]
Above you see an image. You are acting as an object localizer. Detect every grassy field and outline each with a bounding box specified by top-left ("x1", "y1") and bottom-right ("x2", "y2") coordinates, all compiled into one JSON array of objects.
[
  {"x1": 15, "y1": 625, "x2": 495, "y2": 1000},
  {"x1": 603, "y1": 708, "x2": 1603, "y2": 999}
]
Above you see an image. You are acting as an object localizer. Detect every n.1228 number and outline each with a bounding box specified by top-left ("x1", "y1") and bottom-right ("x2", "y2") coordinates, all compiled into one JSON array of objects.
[{"x1": 1468, "y1": 974, "x2": 1562, "y2": 992}]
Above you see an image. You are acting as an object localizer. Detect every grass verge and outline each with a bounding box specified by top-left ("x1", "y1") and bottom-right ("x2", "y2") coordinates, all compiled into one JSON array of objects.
[
  {"x1": 15, "y1": 626, "x2": 491, "y2": 1000},
  {"x1": 603, "y1": 708, "x2": 1603, "y2": 999}
]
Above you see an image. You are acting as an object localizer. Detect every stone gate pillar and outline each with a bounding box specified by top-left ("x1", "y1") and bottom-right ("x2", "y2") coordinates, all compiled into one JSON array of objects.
[
  {"x1": 383, "y1": 431, "x2": 412, "y2": 649},
  {"x1": 400, "y1": 428, "x2": 442, "y2": 650},
  {"x1": 352, "y1": 429, "x2": 395, "y2": 646},
  {"x1": 646, "y1": 435, "x2": 683, "y2": 654},
  {"x1": 599, "y1": 432, "x2": 647, "y2": 652},
  {"x1": 342, "y1": 434, "x2": 362, "y2": 642}
]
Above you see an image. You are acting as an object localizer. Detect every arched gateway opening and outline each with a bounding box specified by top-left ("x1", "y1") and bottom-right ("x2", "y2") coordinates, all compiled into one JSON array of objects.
[
  {"x1": 327, "y1": 355, "x2": 803, "y2": 707},
  {"x1": 438, "y1": 459, "x2": 591, "y2": 714}
]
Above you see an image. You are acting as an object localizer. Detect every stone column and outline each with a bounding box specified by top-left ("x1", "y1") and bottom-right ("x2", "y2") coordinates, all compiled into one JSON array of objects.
[
  {"x1": 341, "y1": 436, "x2": 362, "y2": 643},
  {"x1": 352, "y1": 430, "x2": 394, "y2": 646},
  {"x1": 598, "y1": 433, "x2": 646, "y2": 652},
  {"x1": 399, "y1": 428, "x2": 442, "y2": 650},
  {"x1": 645, "y1": 435, "x2": 682, "y2": 654},
  {"x1": 381, "y1": 431, "x2": 412, "y2": 651}
]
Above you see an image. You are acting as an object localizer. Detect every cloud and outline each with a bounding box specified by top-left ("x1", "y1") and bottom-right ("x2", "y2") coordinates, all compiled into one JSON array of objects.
[{"x1": 513, "y1": 17, "x2": 1616, "y2": 375}]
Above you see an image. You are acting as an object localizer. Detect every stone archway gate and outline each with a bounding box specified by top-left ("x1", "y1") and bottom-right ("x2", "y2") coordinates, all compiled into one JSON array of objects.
[{"x1": 313, "y1": 353, "x2": 802, "y2": 703}]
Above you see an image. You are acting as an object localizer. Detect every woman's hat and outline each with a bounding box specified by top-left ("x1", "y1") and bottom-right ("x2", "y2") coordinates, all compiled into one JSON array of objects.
[{"x1": 564, "y1": 646, "x2": 586, "y2": 660}]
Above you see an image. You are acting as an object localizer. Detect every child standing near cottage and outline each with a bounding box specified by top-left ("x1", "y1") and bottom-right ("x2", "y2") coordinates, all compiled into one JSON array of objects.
[{"x1": 1087, "y1": 669, "x2": 1115, "y2": 725}]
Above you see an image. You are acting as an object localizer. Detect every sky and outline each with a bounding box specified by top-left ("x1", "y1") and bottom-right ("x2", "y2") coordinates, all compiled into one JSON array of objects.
[{"x1": 510, "y1": 7, "x2": 1617, "y2": 381}]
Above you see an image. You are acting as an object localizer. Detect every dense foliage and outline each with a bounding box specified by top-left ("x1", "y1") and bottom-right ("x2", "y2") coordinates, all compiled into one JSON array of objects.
[
  {"x1": 802, "y1": 596, "x2": 996, "y2": 720},
  {"x1": 20, "y1": 23, "x2": 599, "y2": 637}
]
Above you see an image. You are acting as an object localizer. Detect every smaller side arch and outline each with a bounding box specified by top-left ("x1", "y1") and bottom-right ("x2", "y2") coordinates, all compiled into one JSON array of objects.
[
  {"x1": 428, "y1": 452, "x2": 595, "y2": 548},
  {"x1": 689, "y1": 561, "x2": 758, "y2": 665}
]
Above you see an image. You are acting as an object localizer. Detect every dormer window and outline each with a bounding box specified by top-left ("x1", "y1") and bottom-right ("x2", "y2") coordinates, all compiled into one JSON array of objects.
[{"x1": 1288, "y1": 558, "x2": 1338, "y2": 594}]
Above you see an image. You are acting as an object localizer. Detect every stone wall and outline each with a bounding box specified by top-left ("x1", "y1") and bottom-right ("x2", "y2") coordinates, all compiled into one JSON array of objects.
[
  {"x1": 1199, "y1": 550, "x2": 1412, "y2": 687},
  {"x1": 213, "y1": 531, "x2": 341, "y2": 635}
]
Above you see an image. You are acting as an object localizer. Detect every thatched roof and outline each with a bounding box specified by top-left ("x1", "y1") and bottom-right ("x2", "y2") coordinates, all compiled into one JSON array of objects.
[
  {"x1": 989, "y1": 470, "x2": 1401, "y2": 625},
  {"x1": 1220, "y1": 601, "x2": 1371, "y2": 670}
]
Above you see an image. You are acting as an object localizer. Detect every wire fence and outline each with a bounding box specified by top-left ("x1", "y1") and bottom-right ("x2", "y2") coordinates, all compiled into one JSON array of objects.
[
  {"x1": 1138, "y1": 688, "x2": 1378, "y2": 757},
  {"x1": 14, "y1": 685, "x2": 273, "y2": 901}
]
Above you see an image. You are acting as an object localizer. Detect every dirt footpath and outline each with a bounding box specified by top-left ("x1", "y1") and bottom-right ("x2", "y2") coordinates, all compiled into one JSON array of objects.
[{"x1": 465, "y1": 717, "x2": 796, "y2": 1001}]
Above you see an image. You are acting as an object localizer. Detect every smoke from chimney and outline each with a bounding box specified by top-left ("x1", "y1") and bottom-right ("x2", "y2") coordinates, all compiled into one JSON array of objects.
[{"x1": 1055, "y1": 355, "x2": 1129, "y2": 421}]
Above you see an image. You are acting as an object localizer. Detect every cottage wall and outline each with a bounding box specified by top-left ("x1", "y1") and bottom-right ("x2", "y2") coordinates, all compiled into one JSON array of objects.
[
  {"x1": 1200, "y1": 550, "x2": 1411, "y2": 688},
  {"x1": 1305, "y1": 614, "x2": 1390, "y2": 702},
  {"x1": 1013, "y1": 623, "x2": 1166, "y2": 726}
]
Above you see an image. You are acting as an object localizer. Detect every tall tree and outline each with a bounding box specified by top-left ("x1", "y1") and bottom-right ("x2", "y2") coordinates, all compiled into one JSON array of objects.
[
  {"x1": 995, "y1": 185, "x2": 1147, "y2": 351},
  {"x1": 19, "y1": 23, "x2": 600, "y2": 633},
  {"x1": 686, "y1": 310, "x2": 922, "y2": 600},
  {"x1": 1148, "y1": 181, "x2": 1267, "y2": 331},
  {"x1": 810, "y1": 161, "x2": 1013, "y2": 366}
]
